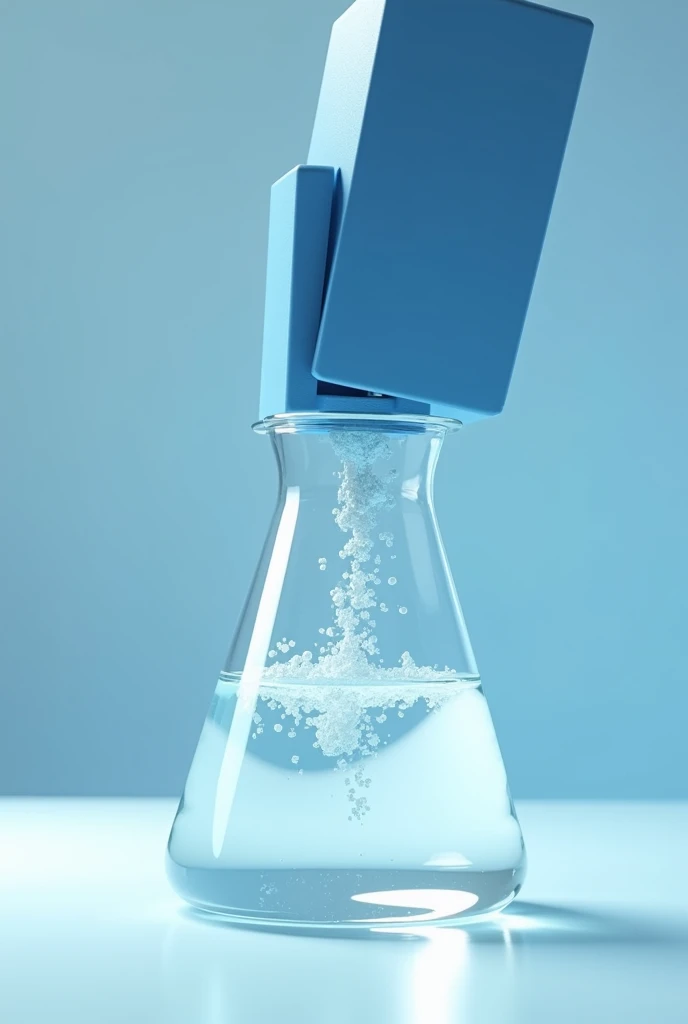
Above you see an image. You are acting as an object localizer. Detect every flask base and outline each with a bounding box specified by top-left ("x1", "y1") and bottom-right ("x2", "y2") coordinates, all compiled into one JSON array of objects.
[{"x1": 167, "y1": 859, "x2": 525, "y2": 932}]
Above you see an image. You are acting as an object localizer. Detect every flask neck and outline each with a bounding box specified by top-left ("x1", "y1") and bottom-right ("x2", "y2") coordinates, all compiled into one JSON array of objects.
[{"x1": 254, "y1": 413, "x2": 460, "y2": 498}]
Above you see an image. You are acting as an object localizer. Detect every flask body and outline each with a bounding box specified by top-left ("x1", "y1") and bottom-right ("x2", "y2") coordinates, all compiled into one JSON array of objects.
[{"x1": 167, "y1": 414, "x2": 525, "y2": 930}]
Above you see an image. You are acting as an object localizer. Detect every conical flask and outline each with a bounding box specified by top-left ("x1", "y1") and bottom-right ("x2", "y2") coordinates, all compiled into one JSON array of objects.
[{"x1": 167, "y1": 413, "x2": 526, "y2": 930}]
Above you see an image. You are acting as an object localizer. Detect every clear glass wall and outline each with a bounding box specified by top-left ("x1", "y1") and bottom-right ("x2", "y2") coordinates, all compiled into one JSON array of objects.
[{"x1": 167, "y1": 414, "x2": 525, "y2": 930}]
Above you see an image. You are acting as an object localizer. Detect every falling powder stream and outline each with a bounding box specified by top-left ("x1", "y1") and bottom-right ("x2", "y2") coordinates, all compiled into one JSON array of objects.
[{"x1": 245, "y1": 430, "x2": 459, "y2": 818}]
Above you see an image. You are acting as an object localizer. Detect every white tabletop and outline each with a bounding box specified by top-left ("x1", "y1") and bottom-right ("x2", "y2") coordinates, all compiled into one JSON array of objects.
[{"x1": 1, "y1": 799, "x2": 686, "y2": 1023}]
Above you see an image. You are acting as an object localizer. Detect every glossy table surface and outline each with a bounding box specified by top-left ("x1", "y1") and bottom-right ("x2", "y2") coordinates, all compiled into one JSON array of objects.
[{"x1": 1, "y1": 799, "x2": 686, "y2": 1023}]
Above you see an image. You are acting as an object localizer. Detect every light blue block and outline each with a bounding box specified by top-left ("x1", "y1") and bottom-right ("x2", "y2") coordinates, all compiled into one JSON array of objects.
[
  {"x1": 308, "y1": 0, "x2": 594, "y2": 420},
  {"x1": 259, "y1": 163, "x2": 429, "y2": 418},
  {"x1": 259, "y1": 165, "x2": 335, "y2": 420}
]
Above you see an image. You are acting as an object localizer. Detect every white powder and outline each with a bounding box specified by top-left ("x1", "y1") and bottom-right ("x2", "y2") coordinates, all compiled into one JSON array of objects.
[
  {"x1": 263, "y1": 430, "x2": 454, "y2": 688},
  {"x1": 253, "y1": 429, "x2": 459, "y2": 812},
  {"x1": 256, "y1": 678, "x2": 456, "y2": 759}
]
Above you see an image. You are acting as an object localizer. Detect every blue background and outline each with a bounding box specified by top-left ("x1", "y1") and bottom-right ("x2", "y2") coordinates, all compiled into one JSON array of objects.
[{"x1": 1, "y1": 0, "x2": 686, "y2": 798}]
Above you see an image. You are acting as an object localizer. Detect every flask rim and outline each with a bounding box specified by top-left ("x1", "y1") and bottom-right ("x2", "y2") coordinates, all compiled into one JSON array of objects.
[{"x1": 252, "y1": 412, "x2": 462, "y2": 436}]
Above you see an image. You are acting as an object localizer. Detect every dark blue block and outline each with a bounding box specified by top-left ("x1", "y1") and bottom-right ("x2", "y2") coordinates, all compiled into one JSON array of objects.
[{"x1": 308, "y1": 0, "x2": 593, "y2": 421}]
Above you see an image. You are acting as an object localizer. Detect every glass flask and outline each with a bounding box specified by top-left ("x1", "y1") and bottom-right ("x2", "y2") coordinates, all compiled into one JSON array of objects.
[{"x1": 167, "y1": 413, "x2": 525, "y2": 931}]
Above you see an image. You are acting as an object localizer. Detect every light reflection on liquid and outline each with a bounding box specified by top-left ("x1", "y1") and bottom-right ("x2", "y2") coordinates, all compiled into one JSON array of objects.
[{"x1": 351, "y1": 888, "x2": 479, "y2": 924}]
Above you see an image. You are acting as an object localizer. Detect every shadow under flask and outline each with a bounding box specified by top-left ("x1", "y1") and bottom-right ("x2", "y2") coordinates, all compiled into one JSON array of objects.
[{"x1": 167, "y1": 413, "x2": 526, "y2": 931}]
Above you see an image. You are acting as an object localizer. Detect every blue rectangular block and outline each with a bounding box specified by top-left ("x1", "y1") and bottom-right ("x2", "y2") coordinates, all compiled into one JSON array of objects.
[
  {"x1": 259, "y1": 166, "x2": 335, "y2": 420},
  {"x1": 308, "y1": 0, "x2": 594, "y2": 420},
  {"x1": 259, "y1": 164, "x2": 430, "y2": 418}
]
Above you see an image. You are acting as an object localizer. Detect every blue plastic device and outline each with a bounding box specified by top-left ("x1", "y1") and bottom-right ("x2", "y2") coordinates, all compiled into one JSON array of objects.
[{"x1": 259, "y1": 0, "x2": 593, "y2": 422}]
